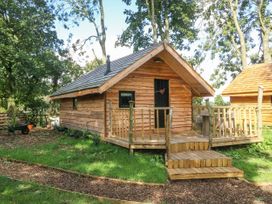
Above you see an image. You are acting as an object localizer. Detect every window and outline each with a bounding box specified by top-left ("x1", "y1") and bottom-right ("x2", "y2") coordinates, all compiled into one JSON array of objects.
[
  {"x1": 119, "y1": 91, "x2": 135, "y2": 108},
  {"x1": 72, "y1": 98, "x2": 78, "y2": 110}
]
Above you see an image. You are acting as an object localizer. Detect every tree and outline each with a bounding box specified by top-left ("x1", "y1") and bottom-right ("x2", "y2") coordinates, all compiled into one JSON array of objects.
[
  {"x1": 256, "y1": 0, "x2": 272, "y2": 63},
  {"x1": 203, "y1": 0, "x2": 272, "y2": 88},
  {"x1": 0, "y1": 0, "x2": 80, "y2": 112},
  {"x1": 60, "y1": 0, "x2": 107, "y2": 62},
  {"x1": 117, "y1": 0, "x2": 198, "y2": 51},
  {"x1": 214, "y1": 95, "x2": 229, "y2": 106}
]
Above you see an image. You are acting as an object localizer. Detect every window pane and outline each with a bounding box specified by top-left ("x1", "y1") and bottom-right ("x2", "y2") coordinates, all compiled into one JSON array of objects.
[{"x1": 119, "y1": 91, "x2": 135, "y2": 108}]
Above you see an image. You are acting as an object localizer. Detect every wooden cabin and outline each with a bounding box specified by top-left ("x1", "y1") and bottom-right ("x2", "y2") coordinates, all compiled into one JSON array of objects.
[
  {"x1": 51, "y1": 43, "x2": 245, "y2": 180},
  {"x1": 222, "y1": 63, "x2": 272, "y2": 126},
  {"x1": 51, "y1": 43, "x2": 215, "y2": 141}
]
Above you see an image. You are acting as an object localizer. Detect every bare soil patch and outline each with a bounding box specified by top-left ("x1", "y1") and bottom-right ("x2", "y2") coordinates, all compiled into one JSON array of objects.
[
  {"x1": 0, "y1": 128, "x2": 59, "y2": 149},
  {"x1": 0, "y1": 159, "x2": 271, "y2": 204}
]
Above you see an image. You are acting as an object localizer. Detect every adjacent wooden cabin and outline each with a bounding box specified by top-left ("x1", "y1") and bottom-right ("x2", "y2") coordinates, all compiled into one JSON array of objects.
[
  {"x1": 51, "y1": 43, "x2": 245, "y2": 180},
  {"x1": 222, "y1": 63, "x2": 272, "y2": 126}
]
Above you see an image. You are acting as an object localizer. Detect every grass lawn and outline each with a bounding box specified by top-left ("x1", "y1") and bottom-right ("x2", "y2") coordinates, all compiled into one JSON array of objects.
[
  {"x1": 0, "y1": 176, "x2": 108, "y2": 204},
  {"x1": 0, "y1": 132, "x2": 167, "y2": 183},
  {"x1": 220, "y1": 128, "x2": 272, "y2": 184}
]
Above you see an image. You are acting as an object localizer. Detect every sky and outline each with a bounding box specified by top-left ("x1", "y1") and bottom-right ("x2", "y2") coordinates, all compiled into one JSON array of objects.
[{"x1": 54, "y1": 0, "x2": 228, "y2": 97}]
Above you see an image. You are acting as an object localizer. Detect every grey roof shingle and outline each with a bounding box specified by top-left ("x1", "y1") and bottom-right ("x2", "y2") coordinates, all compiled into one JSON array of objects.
[{"x1": 51, "y1": 43, "x2": 161, "y2": 96}]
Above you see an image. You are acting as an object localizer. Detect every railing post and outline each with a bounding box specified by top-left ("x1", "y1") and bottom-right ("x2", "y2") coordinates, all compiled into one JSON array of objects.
[
  {"x1": 201, "y1": 102, "x2": 211, "y2": 148},
  {"x1": 165, "y1": 114, "x2": 171, "y2": 160},
  {"x1": 108, "y1": 100, "x2": 112, "y2": 137},
  {"x1": 128, "y1": 100, "x2": 134, "y2": 153},
  {"x1": 257, "y1": 86, "x2": 263, "y2": 138}
]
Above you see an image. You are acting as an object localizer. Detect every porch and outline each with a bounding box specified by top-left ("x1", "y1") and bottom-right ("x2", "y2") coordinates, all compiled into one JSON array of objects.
[
  {"x1": 104, "y1": 104, "x2": 262, "y2": 180},
  {"x1": 105, "y1": 104, "x2": 263, "y2": 151}
]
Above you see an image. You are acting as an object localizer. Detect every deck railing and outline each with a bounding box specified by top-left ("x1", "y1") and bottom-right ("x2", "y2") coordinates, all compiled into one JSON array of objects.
[
  {"x1": 109, "y1": 101, "x2": 172, "y2": 151},
  {"x1": 212, "y1": 106, "x2": 260, "y2": 139},
  {"x1": 192, "y1": 104, "x2": 262, "y2": 144}
]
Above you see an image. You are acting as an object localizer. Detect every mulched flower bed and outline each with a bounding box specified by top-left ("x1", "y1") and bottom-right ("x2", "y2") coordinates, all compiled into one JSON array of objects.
[
  {"x1": 0, "y1": 159, "x2": 271, "y2": 203},
  {"x1": 0, "y1": 128, "x2": 59, "y2": 149}
]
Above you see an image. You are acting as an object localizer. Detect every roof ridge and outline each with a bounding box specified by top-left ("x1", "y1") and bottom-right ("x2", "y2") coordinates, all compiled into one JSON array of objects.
[{"x1": 51, "y1": 43, "x2": 163, "y2": 97}]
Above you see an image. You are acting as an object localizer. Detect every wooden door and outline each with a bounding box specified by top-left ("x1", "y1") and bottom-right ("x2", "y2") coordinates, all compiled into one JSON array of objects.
[{"x1": 154, "y1": 79, "x2": 169, "y2": 128}]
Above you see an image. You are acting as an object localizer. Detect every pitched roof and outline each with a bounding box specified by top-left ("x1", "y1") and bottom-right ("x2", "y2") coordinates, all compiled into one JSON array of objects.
[
  {"x1": 222, "y1": 63, "x2": 272, "y2": 96},
  {"x1": 51, "y1": 43, "x2": 215, "y2": 99},
  {"x1": 51, "y1": 43, "x2": 162, "y2": 97}
]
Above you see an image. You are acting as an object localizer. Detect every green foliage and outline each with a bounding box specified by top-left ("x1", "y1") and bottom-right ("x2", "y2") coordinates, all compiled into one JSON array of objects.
[
  {"x1": 90, "y1": 133, "x2": 101, "y2": 146},
  {"x1": 203, "y1": 0, "x2": 272, "y2": 88},
  {"x1": 193, "y1": 97, "x2": 204, "y2": 105},
  {"x1": 83, "y1": 58, "x2": 103, "y2": 73},
  {"x1": 0, "y1": 0, "x2": 82, "y2": 114},
  {"x1": 0, "y1": 132, "x2": 167, "y2": 183},
  {"x1": 0, "y1": 176, "x2": 107, "y2": 203},
  {"x1": 220, "y1": 128, "x2": 272, "y2": 183},
  {"x1": 213, "y1": 95, "x2": 229, "y2": 106},
  {"x1": 117, "y1": 0, "x2": 199, "y2": 51}
]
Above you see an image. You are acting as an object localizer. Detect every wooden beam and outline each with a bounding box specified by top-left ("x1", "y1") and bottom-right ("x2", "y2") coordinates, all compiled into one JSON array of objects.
[
  {"x1": 50, "y1": 88, "x2": 100, "y2": 100},
  {"x1": 222, "y1": 90, "x2": 272, "y2": 97},
  {"x1": 257, "y1": 86, "x2": 263, "y2": 137}
]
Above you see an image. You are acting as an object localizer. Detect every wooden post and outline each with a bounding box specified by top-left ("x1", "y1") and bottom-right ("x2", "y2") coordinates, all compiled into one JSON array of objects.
[
  {"x1": 165, "y1": 115, "x2": 171, "y2": 160},
  {"x1": 202, "y1": 101, "x2": 211, "y2": 148},
  {"x1": 109, "y1": 101, "x2": 112, "y2": 137},
  {"x1": 129, "y1": 101, "x2": 134, "y2": 153},
  {"x1": 257, "y1": 86, "x2": 263, "y2": 138}
]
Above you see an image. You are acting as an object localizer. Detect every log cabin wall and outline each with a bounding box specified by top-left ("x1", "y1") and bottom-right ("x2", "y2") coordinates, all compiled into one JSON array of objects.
[
  {"x1": 106, "y1": 59, "x2": 193, "y2": 135},
  {"x1": 230, "y1": 96, "x2": 272, "y2": 126},
  {"x1": 59, "y1": 94, "x2": 105, "y2": 136}
]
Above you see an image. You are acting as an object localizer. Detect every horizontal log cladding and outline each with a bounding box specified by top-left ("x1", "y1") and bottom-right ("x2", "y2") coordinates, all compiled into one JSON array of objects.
[
  {"x1": 60, "y1": 94, "x2": 105, "y2": 136},
  {"x1": 106, "y1": 59, "x2": 192, "y2": 134}
]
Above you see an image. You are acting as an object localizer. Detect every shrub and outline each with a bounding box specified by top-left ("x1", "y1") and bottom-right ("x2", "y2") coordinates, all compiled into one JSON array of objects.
[
  {"x1": 55, "y1": 126, "x2": 67, "y2": 132},
  {"x1": 91, "y1": 133, "x2": 101, "y2": 146}
]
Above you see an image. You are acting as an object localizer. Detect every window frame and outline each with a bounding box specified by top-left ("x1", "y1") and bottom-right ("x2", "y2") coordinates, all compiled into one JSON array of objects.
[
  {"x1": 72, "y1": 98, "x2": 78, "y2": 110},
  {"x1": 119, "y1": 91, "x2": 135, "y2": 108}
]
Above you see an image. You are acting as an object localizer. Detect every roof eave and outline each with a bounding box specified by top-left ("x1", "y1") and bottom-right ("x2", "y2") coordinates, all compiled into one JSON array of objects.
[{"x1": 50, "y1": 87, "x2": 100, "y2": 100}]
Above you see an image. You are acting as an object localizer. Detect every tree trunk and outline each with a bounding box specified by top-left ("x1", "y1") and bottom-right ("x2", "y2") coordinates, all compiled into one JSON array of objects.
[
  {"x1": 98, "y1": 0, "x2": 106, "y2": 62},
  {"x1": 258, "y1": 0, "x2": 272, "y2": 63},
  {"x1": 228, "y1": 0, "x2": 248, "y2": 68},
  {"x1": 146, "y1": 0, "x2": 157, "y2": 43},
  {"x1": 163, "y1": 1, "x2": 169, "y2": 42},
  {"x1": 262, "y1": 31, "x2": 272, "y2": 63}
]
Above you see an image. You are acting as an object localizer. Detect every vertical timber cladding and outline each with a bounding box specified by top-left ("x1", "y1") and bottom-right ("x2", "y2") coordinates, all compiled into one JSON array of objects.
[
  {"x1": 60, "y1": 94, "x2": 105, "y2": 136},
  {"x1": 106, "y1": 59, "x2": 193, "y2": 134},
  {"x1": 231, "y1": 96, "x2": 272, "y2": 126}
]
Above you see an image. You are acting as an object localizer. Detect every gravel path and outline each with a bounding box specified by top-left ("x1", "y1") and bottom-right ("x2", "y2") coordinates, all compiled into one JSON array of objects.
[{"x1": 0, "y1": 159, "x2": 271, "y2": 203}]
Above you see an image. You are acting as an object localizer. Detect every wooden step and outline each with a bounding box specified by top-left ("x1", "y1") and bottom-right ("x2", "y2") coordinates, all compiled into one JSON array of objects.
[
  {"x1": 170, "y1": 137, "x2": 209, "y2": 153},
  {"x1": 168, "y1": 151, "x2": 232, "y2": 169},
  {"x1": 167, "y1": 167, "x2": 244, "y2": 180}
]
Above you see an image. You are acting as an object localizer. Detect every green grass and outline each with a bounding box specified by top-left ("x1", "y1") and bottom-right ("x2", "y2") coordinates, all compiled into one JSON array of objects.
[
  {"x1": 0, "y1": 133, "x2": 167, "y2": 183},
  {"x1": 220, "y1": 128, "x2": 272, "y2": 184},
  {"x1": 0, "y1": 176, "x2": 108, "y2": 204}
]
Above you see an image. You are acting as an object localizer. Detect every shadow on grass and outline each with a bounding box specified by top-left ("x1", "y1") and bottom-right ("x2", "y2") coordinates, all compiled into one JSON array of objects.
[{"x1": 0, "y1": 132, "x2": 167, "y2": 183}]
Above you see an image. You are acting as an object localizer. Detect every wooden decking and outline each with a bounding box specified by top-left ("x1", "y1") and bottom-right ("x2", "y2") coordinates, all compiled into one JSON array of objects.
[
  {"x1": 105, "y1": 135, "x2": 244, "y2": 180},
  {"x1": 166, "y1": 136, "x2": 243, "y2": 180}
]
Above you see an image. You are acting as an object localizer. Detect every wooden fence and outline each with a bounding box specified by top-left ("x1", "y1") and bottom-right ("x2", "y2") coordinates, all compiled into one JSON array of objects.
[{"x1": 0, "y1": 113, "x2": 8, "y2": 130}]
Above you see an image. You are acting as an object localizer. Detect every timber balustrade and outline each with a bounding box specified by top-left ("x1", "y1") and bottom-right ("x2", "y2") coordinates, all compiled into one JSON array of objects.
[
  {"x1": 212, "y1": 106, "x2": 260, "y2": 138},
  {"x1": 108, "y1": 101, "x2": 173, "y2": 147},
  {"x1": 193, "y1": 104, "x2": 263, "y2": 146}
]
